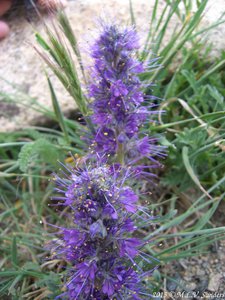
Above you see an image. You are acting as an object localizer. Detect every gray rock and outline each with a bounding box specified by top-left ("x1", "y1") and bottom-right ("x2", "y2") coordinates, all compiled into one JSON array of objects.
[
  {"x1": 196, "y1": 269, "x2": 206, "y2": 276},
  {"x1": 186, "y1": 282, "x2": 197, "y2": 291},
  {"x1": 208, "y1": 273, "x2": 222, "y2": 292},
  {"x1": 197, "y1": 278, "x2": 209, "y2": 294},
  {"x1": 166, "y1": 273, "x2": 182, "y2": 291}
]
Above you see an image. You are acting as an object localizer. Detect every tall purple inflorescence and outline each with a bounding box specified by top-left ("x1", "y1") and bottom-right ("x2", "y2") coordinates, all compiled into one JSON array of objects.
[
  {"x1": 89, "y1": 24, "x2": 164, "y2": 172},
  {"x1": 50, "y1": 22, "x2": 163, "y2": 300},
  {"x1": 53, "y1": 162, "x2": 156, "y2": 299}
]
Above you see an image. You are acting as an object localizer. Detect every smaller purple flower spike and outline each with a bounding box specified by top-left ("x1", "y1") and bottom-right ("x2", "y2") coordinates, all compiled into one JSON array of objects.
[
  {"x1": 88, "y1": 23, "x2": 165, "y2": 174},
  {"x1": 51, "y1": 161, "x2": 157, "y2": 299}
]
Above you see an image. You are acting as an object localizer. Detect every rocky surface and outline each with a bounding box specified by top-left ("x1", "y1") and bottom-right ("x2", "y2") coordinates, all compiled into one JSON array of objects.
[
  {"x1": 161, "y1": 239, "x2": 225, "y2": 300},
  {"x1": 160, "y1": 206, "x2": 225, "y2": 300},
  {"x1": 0, "y1": 0, "x2": 225, "y2": 131}
]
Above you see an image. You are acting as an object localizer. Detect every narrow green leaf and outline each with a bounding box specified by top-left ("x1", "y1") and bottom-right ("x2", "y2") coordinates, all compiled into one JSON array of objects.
[
  {"x1": 141, "y1": 0, "x2": 159, "y2": 59},
  {"x1": 178, "y1": 59, "x2": 225, "y2": 97},
  {"x1": 11, "y1": 237, "x2": 18, "y2": 267},
  {"x1": 181, "y1": 69, "x2": 198, "y2": 93},
  {"x1": 151, "y1": 111, "x2": 225, "y2": 131},
  {"x1": 36, "y1": 29, "x2": 88, "y2": 116},
  {"x1": 0, "y1": 279, "x2": 13, "y2": 295},
  {"x1": 182, "y1": 146, "x2": 212, "y2": 198},
  {"x1": 8, "y1": 275, "x2": 23, "y2": 294},
  {"x1": 35, "y1": 33, "x2": 51, "y2": 51},
  {"x1": 159, "y1": 227, "x2": 225, "y2": 238},
  {"x1": 57, "y1": 12, "x2": 87, "y2": 82},
  {"x1": 148, "y1": 0, "x2": 208, "y2": 81},
  {"x1": 35, "y1": 33, "x2": 60, "y2": 65},
  {"x1": 193, "y1": 197, "x2": 223, "y2": 230},
  {"x1": 47, "y1": 77, "x2": 70, "y2": 143},
  {"x1": 153, "y1": 0, "x2": 180, "y2": 54}
]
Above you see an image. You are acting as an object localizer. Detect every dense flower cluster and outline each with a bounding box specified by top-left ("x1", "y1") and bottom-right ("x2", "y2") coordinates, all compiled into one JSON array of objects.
[
  {"x1": 53, "y1": 163, "x2": 155, "y2": 299},
  {"x1": 50, "y1": 23, "x2": 162, "y2": 300},
  {"x1": 89, "y1": 24, "x2": 164, "y2": 170}
]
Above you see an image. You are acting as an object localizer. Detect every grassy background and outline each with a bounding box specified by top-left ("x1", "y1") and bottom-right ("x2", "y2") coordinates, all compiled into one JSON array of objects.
[{"x1": 0, "y1": 0, "x2": 225, "y2": 298}]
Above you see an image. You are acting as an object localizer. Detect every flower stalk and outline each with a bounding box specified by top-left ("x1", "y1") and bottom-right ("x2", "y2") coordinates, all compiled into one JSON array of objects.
[{"x1": 50, "y1": 21, "x2": 163, "y2": 300}]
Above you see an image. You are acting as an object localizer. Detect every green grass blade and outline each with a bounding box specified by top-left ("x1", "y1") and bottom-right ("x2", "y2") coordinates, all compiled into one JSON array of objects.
[
  {"x1": 178, "y1": 59, "x2": 225, "y2": 97},
  {"x1": 151, "y1": 111, "x2": 225, "y2": 131},
  {"x1": 47, "y1": 76, "x2": 70, "y2": 143},
  {"x1": 57, "y1": 12, "x2": 87, "y2": 82},
  {"x1": 35, "y1": 29, "x2": 89, "y2": 116},
  {"x1": 141, "y1": 0, "x2": 159, "y2": 58},
  {"x1": 182, "y1": 146, "x2": 212, "y2": 198},
  {"x1": 193, "y1": 196, "x2": 224, "y2": 230},
  {"x1": 11, "y1": 237, "x2": 18, "y2": 267}
]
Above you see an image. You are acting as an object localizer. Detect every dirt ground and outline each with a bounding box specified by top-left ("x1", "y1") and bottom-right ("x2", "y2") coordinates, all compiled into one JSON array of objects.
[
  {"x1": 161, "y1": 240, "x2": 225, "y2": 300},
  {"x1": 0, "y1": 0, "x2": 225, "y2": 132},
  {"x1": 159, "y1": 201, "x2": 225, "y2": 300}
]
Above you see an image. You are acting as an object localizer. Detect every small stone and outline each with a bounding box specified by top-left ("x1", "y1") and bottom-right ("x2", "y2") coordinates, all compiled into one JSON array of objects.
[
  {"x1": 179, "y1": 259, "x2": 188, "y2": 269},
  {"x1": 208, "y1": 273, "x2": 221, "y2": 292},
  {"x1": 184, "y1": 276, "x2": 192, "y2": 281},
  {"x1": 166, "y1": 273, "x2": 181, "y2": 291},
  {"x1": 196, "y1": 269, "x2": 205, "y2": 276},
  {"x1": 197, "y1": 278, "x2": 209, "y2": 293},
  {"x1": 186, "y1": 282, "x2": 197, "y2": 291},
  {"x1": 166, "y1": 279, "x2": 178, "y2": 291},
  {"x1": 210, "y1": 243, "x2": 219, "y2": 253}
]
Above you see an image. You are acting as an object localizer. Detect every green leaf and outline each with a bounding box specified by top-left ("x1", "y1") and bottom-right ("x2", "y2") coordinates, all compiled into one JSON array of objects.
[
  {"x1": 18, "y1": 138, "x2": 60, "y2": 172},
  {"x1": 11, "y1": 237, "x2": 18, "y2": 267},
  {"x1": 18, "y1": 143, "x2": 35, "y2": 173},
  {"x1": 8, "y1": 275, "x2": 22, "y2": 296},
  {"x1": 36, "y1": 28, "x2": 89, "y2": 116},
  {"x1": 35, "y1": 33, "x2": 51, "y2": 51},
  {"x1": 193, "y1": 196, "x2": 223, "y2": 230},
  {"x1": 208, "y1": 85, "x2": 224, "y2": 103},
  {"x1": 182, "y1": 146, "x2": 212, "y2": 198},
  {"x1": 181, "y1": 69, "x2": 198, "y2": 93},
  {"x1": 47, "y1": 76, "x2": 70, "y2": 143},
  {"x1": 57, "y1": 12, "x2": 86, "y2": 82}
]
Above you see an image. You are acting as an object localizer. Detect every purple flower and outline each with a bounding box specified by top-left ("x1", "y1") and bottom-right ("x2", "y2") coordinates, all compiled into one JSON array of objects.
[
  {"x1": 52, "y1": 162, "x2": 155, "y2": 299},
  {"x1": 102, "y1": 278, "x2": 115, "y2": 296},
  {"x1": 89, "y1": 219, "x2": 107, "y2": 239},
  {"x1": 88, "y1": 24, "x2": 165, "y2": 173},
  {"x1": 118, "y1": 187, "x2": 138, "y2": 212},
  {"x1": 111, "y1": 80, "x2": 129, "y2": 97},
  {"x1": 118, "y1": 237, "x2": 142, "y2": 257},
  {"x1": 121, "y1": 218, "x2": 136, "y2": 232},
  {"x1": 63, "y1": 229, "x2": 86, "y2": 248},
  {"x1": 93, "y1": 127, "x2": 117, "y2": 156}
]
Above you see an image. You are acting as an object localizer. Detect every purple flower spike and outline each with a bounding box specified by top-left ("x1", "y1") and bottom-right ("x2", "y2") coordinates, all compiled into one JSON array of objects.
[
  {"x1": 49, "y1": 22, "x2": 164, "y2": 300},
  {"x1": 88, "y1": 24, "x2": 165, "y2": 173},
  {"x1": 52, "y1": 162, "x2": 156, "y2": 299}
]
